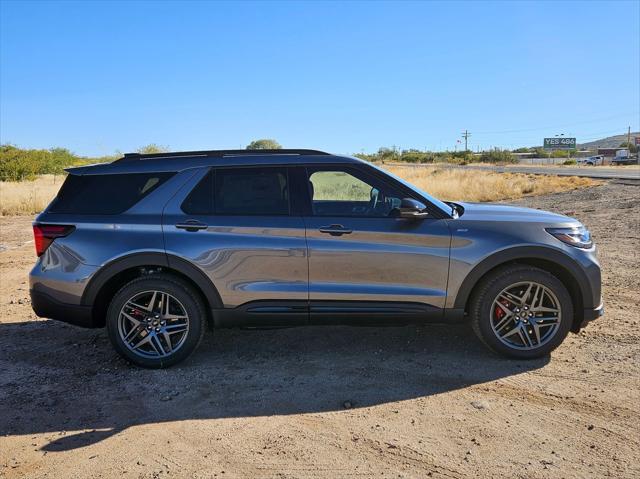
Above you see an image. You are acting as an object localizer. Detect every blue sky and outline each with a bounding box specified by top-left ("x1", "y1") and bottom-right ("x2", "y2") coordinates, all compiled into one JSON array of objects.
[{"x1": 1, "y1": 0, "x2": 638, "y2": 156}]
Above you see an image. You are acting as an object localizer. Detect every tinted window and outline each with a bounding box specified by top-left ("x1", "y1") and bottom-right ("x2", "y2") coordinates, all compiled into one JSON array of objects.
[
  {"x1": 215, "y1": 167, "x2": 289, "y2": 215},
  {"x1": 307, "y1": 168, "x2": 402, "y2": 217},
  {"x1": 182, "y1": 170, "x2": 214, "y2": 215},
  {"x1": 49, "y1": 172, "x2": 173, "y2": 215}
]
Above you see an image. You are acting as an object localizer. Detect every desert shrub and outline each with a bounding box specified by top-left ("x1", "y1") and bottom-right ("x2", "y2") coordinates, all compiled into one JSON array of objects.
[
  {"x1": 563, "y1": 159, "x2": 577, "y2": 165},
  {"x1": 357, "y1": 147, "x2": 482, "y2": 165},
  {"x1": 478, "y1": 149, "x2": 516, "y2": 164},
  {"x1": 400, "y1": 150, "x2": 437, "y2": 164}
]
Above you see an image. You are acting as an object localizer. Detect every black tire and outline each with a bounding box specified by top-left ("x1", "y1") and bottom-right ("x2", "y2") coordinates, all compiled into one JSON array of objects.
[
  {"x1": 106, "y1": 274, "x2": 206, "y2": 368},
  {"x1": 469, "y1": 265, "x2": 573, "y2": 359}
]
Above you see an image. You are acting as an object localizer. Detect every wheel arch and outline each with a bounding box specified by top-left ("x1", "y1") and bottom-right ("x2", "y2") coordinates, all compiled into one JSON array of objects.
[
  {"x1": 454, "y1": 247, "x2": 589, "y2": 331},
  {"x1": 82, "y1": 252, "x2": 222, "y2": 328}
]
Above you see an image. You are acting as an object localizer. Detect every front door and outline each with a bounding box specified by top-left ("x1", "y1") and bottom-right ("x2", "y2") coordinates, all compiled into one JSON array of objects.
[{"x1": 302, "y1": 165, "x2": 451, "y2": 321}]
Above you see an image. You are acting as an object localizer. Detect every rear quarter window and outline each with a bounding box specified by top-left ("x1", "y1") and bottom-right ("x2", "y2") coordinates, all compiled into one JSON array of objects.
[
  {"x1": 48, "y1": 172, "x2": 174, "y2": 215},
  {"x1": 181, "y1": 170, "x2": 214, "y2": 215}
]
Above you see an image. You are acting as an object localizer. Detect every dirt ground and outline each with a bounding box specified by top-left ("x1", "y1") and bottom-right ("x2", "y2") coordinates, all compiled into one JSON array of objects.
[{"x1": 1, "y1": 181, "x2": 639, "y2": 479}]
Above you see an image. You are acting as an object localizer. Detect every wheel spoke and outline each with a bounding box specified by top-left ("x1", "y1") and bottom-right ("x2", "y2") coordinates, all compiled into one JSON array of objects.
[
  {"x1": 131, "y1": 333, "x2": 152, "y2": 351},
  {"x1": 152, "y1": 291, "x2": 164, "y2": 313},
  {"x1": 162, "y1": 331, "x2": 174, "y2": 353},
  {"x1": 501, "y1": 325, "x2": 522, "y2": 340},
  {"x1": 123, "y1": 324, "x2": 145, "y2": 343},
  {"x1": 512, "y1": 282, "x2": 534, "y2": 305},
  {"x1": 494, "y1": 314, "x2": 514, "y2": 333},
  {"x1": 531, "y1": 306, "x2": 559, "y2": 314},
  {"x1": 149, "y1": 334, "x2": 166, "y2": 356},
  {"x1": 164, "y1": 321, "x2": 188, "y2": 335},
  {"x1": 528, "y1": 284, "x2": 541, "y2": 309},
  {"x1": 518, "y1": 327, "x2": 534, "y2": 347},
  {"x1": 535, "y1": 317, "x2": 559, "y2": 327},
  {"x1": 121, "y1": 311, "x2": 142, "y2": 327},
  {"x1": 495, "y1": 296, "x2": 516, "y2": 315},
  {"x1": 531, "y1": 322, "x2": 542, "y2": 344},
  {"x1": 126, "y1": 300, "x2": 152, "y2": 313}
]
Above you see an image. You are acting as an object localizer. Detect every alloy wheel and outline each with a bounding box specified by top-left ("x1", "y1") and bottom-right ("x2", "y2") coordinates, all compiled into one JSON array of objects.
[
  {"x1": 117, "y1": 290, "x2": 190, "y2": 358},
  {"x1": 490, "y1": 281, "x2": 562, "y2": 350}
]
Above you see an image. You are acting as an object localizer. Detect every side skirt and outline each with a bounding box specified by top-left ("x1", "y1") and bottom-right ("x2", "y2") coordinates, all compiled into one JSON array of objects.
[{"x1": 211, "y1": 301, "x2": 466, "y2": 328}]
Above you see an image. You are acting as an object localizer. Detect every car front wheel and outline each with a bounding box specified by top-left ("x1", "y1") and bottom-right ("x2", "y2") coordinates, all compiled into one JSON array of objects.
[
  {"x1": 470, "y1": 265, "x2": 573, "y2": 359},
  {"x1": 106, "y1": 274, "x2": 206, "y2": 368}
]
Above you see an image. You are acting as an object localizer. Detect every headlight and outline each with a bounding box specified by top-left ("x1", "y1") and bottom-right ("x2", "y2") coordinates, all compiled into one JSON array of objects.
[{"x1": 546, "y1": 226, "x2": 593, "y2": 249}]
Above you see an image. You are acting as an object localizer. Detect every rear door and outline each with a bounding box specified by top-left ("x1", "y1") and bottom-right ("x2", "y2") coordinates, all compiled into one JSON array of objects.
[
  {"x1": 162, "y1": 166, "x2": 308, "y2": 325},
  {"x1": 301, "y1": 164, "x2": 451, "y2": 321}
]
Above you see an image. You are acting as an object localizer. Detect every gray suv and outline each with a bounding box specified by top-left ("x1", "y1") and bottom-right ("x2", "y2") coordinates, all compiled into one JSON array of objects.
[{"x1": 30, "y1": 149, "x2": 603, "y2": 368}]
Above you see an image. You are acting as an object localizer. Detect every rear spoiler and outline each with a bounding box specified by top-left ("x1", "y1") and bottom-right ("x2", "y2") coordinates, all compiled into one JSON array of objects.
[{"x1": 64, "y1": 164, "x2": 106, "y2": 175}]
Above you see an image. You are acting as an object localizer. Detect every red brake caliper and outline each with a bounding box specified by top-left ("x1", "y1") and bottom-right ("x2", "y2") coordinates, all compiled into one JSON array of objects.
[{"x1": 495, "y1": 299, "x2": 510, "y2": 320}]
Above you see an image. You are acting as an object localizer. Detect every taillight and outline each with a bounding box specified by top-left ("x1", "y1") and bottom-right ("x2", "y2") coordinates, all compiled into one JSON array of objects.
[{"x1": 33, "y1": 224, "x2": 75, "y2": 257}]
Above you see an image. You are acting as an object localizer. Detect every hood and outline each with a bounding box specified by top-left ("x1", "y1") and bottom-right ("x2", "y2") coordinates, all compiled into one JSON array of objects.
[{"x1": 455, "y1": 202, "x2": 580, "y2": 225}]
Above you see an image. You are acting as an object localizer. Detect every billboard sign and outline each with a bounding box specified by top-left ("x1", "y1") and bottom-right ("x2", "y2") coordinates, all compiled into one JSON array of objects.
[
  {"x1": 635, "y1": 136, "x2": 640, "y2": 146},
  {"x1": 544, "y1": 137, "x2": 576, "y2": 150}
]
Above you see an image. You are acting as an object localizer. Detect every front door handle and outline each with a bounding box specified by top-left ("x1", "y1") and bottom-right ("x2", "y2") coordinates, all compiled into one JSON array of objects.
[
  {"x1": 319, "y1": 224, "x2": 353, "y2": 236},
  {"x1": 176, "y1": 220, "x2": 208, "y2": 232}
]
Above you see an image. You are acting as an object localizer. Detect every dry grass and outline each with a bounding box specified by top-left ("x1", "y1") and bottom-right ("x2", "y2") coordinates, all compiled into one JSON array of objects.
[
  {"x1": 0, "y1": 175, "x2": 64, "y2": 216},
  {"x1": 384, "y1": 165, "x2": 598, "y2": 202},
  {"x1": 0, "y1": 168, "x2": 599, "y2": 216}
]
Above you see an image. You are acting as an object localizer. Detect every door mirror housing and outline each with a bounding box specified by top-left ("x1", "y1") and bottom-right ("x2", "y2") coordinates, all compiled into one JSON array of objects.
[{"x1": 392, "y1": 198, "x2": 429, "y2": 219}]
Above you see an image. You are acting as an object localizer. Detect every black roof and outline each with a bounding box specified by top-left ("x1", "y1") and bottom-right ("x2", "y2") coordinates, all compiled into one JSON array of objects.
[
  {"x1": 118, "y1": 148, "x2": 331, "y2": 162},
  {"x1": 66, "y1": 148, "x2": 362, "y2": 175}
]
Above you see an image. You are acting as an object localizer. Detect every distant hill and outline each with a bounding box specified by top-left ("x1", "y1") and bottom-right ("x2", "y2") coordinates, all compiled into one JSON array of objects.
[{"x1": 579, "y1": 132, "x2": 639, "y2": 150}]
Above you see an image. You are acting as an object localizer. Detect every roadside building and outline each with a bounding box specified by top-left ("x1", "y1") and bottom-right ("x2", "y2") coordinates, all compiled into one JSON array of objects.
[{"x1": 597, "y1": 147, "x2": 624, "y2": 158}]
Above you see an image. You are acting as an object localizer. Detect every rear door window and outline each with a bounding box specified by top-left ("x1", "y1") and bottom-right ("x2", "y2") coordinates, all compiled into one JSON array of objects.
[
  {"x1": 49, "y1": 172, "x2": 173, "y2": 215},
  {"x1": 214, "y1": 167, "x2": 289, "y2": 216}
]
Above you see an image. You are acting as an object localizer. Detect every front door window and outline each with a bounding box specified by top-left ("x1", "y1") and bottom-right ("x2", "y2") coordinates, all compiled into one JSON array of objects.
[{"x1": 307, "y1": 168, "x2": 402, "y2": 217}]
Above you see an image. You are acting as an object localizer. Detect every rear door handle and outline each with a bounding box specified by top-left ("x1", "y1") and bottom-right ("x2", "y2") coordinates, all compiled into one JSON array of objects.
[
  {"x1": 175, "y1": 220, "x2": 208, "y2": 232},
  {"x1": 319, "y1": 224, "x2": 353, "y2": 236}
]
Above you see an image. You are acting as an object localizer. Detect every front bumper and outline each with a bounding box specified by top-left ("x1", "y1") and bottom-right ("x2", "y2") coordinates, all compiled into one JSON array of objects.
[
  {"x1": 575, "y1": 302, "x2": 604, "y2": 331},
  {"x1": 30, "y1": 289, "x2": 95, "y2": 328}
]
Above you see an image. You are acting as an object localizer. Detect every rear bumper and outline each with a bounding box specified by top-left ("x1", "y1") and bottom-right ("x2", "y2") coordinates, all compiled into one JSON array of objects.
[{"x1": 30, "y1": 289, "x2": 96, "y2": 328}]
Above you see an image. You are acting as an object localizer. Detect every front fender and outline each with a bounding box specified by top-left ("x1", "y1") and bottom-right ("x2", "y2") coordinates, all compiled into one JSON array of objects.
[{"x1": 449, "y1": 245, "x2": 599, "y2": 311}]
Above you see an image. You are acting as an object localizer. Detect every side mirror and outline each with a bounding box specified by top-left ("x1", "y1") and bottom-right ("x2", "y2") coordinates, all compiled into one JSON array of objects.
[{"x1": 392, "y1": 198, "x2": 429, "y2": 219}]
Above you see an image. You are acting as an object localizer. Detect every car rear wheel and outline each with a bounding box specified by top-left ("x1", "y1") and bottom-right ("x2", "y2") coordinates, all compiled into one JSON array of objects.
[
  {"x1": 106, "y1": 274, "x2": 206, "y2": 368},
  {"x1": 469, "y1": 265, "x2": 573, "y2": 359}
]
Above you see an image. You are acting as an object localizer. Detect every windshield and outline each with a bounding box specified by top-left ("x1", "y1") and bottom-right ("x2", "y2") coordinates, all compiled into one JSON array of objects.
[{"x1": 368, "y1": 163, "x2": 454, "y2": 217}]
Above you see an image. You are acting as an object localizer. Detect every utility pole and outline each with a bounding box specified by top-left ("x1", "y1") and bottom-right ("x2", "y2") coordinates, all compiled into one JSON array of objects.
[
  {"x1": 461, "y1": 130, "x2": 471, "y2": 151},
  {"x1": 628, "y1": 126, "x2": 631, "y2": 149}
]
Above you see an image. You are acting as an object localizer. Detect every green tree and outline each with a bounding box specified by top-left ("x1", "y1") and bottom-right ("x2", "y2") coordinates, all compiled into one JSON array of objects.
[
  {"x1": 137, "y1": 144, "x2": 169, "y2": 154},
  {"x1": 0, "y1": 144, "x2": 117, "y2": 181},
  {"x1": 246, "y1": 139, "x2": 282, "y2": 150}
]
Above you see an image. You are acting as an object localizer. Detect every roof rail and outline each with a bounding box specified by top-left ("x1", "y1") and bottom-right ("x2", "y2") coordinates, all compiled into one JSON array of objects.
[{"x1": 118, "y1": 148, "x2": 330, "y2": 162}]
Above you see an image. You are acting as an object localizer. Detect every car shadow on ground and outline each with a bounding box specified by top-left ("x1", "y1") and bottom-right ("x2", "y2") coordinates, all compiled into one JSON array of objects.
[{"x1": 0, "y1": 320, "x2": 549, "y2": 452}]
